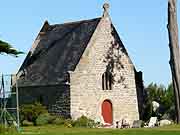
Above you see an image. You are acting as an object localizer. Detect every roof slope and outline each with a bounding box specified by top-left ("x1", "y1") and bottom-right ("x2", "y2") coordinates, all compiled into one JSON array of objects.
[{"x1": 18, "y1": 18, "x2": 101, "y2": 86}]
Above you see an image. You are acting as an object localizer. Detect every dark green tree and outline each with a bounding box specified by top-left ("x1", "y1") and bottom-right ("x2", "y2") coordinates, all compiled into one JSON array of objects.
[
  {"x1": 0, "y1": 39, "x2": 23, "y2": 57},
  {"x1": 161, "y1": 84, "x2": 176, "y2": 120},
  {"x1": 143, "y1": 83, "x2": 175, "y2": 121}
]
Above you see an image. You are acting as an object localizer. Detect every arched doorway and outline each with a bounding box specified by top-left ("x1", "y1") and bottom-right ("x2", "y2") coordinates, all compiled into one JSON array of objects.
[{"x1": 101, "y1": 100, "x2": 113, "y2": 125}]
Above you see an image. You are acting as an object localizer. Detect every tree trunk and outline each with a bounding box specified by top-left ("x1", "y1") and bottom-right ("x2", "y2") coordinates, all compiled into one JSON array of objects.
[
  {"x1": 170, "y1": 63, "x2": 180, "y2": 122},
  {"x1": 167, "y1": 0, "x2": 180, "y2": 123}
]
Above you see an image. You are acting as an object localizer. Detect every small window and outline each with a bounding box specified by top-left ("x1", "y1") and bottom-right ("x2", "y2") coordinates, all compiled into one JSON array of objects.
[{"x1": 102, "y1": 71, "x2": 113, "y2": 90}]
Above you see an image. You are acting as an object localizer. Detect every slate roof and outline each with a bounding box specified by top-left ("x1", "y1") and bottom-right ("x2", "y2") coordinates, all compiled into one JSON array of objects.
[{"x1": 18, "y1": 18, "x2": 101, "y2": 86}]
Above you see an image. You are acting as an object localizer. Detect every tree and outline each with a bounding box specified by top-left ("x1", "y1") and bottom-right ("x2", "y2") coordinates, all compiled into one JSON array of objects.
[
  {"x1": 143, "y1": 83, "x2": 175, "y2": 121},
  {"x1": 167, "y1": 0, "x2": 180, "y2": 123},
  {"x1": 0, "y1": 39, "x2": 23, "y2": 57}
]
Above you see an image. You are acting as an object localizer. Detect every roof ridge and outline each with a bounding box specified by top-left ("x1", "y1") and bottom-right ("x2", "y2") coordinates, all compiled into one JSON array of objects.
[{"x1": 51, "y1": 17, "x2": 101, "y2": 26}]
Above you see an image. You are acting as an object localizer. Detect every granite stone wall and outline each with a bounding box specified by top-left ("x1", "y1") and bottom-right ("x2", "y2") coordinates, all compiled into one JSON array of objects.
[
  {"x1": 17, "y1": 11, "x2": 142, "y2": 127},
  {"x1": 18, "y1": 84, "x2": 70, "y2": 118},
  {"x1": 70, "y1": 15, "x2": 140, "y2": 126}
]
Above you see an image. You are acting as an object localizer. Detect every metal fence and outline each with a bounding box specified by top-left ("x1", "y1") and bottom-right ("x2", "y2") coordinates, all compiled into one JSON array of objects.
[{"x1": 0, "y1": 74, "x2": 20, "y2": 130}]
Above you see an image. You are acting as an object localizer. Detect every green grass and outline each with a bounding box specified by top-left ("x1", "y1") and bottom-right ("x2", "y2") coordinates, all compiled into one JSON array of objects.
[{"x1": 1, "y1": 125, "x2": 180, "y2": 135}]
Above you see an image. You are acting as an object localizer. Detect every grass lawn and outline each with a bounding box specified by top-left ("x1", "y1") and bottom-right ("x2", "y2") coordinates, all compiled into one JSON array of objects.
[{"x1": 1, "y1": 125, "x2": 180, "y2": 135}]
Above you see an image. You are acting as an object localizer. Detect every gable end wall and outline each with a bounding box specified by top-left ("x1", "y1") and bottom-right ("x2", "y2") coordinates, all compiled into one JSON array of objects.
[{"x1": 70, "y1": 15, "x2": 139, "y2": 126}]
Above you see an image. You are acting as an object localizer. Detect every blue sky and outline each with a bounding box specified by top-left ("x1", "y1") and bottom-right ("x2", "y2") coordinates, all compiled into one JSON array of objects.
[{"x1": 0, "y1": 0, "x2": 180, "y2": 86}]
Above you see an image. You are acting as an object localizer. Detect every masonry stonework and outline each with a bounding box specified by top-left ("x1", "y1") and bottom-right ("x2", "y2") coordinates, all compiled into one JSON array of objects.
[
  {"x1": 70, "y1": 13, "x2": 139, "y2": 126},
  {"x1": 18, "y1": 85, "x2": 70, "y2": 118},
  {"x1": 17, "y1": 3, "x2": 143, "y2": 128}
]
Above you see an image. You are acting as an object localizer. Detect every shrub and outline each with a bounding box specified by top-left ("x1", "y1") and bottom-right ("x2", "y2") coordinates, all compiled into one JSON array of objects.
[
  {"x1": 36, "y1": 113, "x2": 55, "y2": 126},
  {"x1": 64, "y1": 119, "x2": 74, "y2": 128},
  {"x1": 22, "y1": 120, "x2": 34, "y2": 126},
  {"x1": 20, "y1": 102, "x2": 48, "y2": 125},
  {"x1": 52, "y1": 116, "x2": 65, "y2": 125},
  {"x1": 74, "y1": 115, "x2": 95, "y2": 128}
]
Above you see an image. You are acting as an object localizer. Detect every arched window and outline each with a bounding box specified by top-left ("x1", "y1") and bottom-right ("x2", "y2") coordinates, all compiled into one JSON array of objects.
[{"x1": 102, "y1": 71, "x2": 113, "y2": 90}]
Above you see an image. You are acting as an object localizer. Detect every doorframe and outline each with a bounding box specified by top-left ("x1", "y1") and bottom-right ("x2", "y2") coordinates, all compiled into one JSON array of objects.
[{"x1": 101, "y1": 99, "x2": 113, "y2": 125}]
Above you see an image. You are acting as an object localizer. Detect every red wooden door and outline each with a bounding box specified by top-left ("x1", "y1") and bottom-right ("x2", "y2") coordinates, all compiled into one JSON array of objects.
[{"x1": 102, "y1": 100, "x2": 112, "y2": 124}]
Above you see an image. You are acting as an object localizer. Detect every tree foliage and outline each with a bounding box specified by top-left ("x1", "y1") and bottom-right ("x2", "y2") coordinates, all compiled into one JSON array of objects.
[
  {"x1": 143, "y1": 83, "x2": 175, "y2": 121},
  {"x1": 20, "y1": 102, "x2": 48, "y2": 125},
  {"x1": 0, "y1": 39, "x2": 23, "y2": 57}
]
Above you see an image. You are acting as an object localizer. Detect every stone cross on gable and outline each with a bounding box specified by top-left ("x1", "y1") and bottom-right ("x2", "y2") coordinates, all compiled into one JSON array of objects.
[{"x1": 103, "y1": 3, "x2": 110, "y2": 17}]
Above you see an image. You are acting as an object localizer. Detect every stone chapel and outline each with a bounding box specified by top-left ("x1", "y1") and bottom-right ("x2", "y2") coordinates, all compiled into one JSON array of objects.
[{"x1": 16, "y1": 3, "x2": 144, "y2": 126}]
